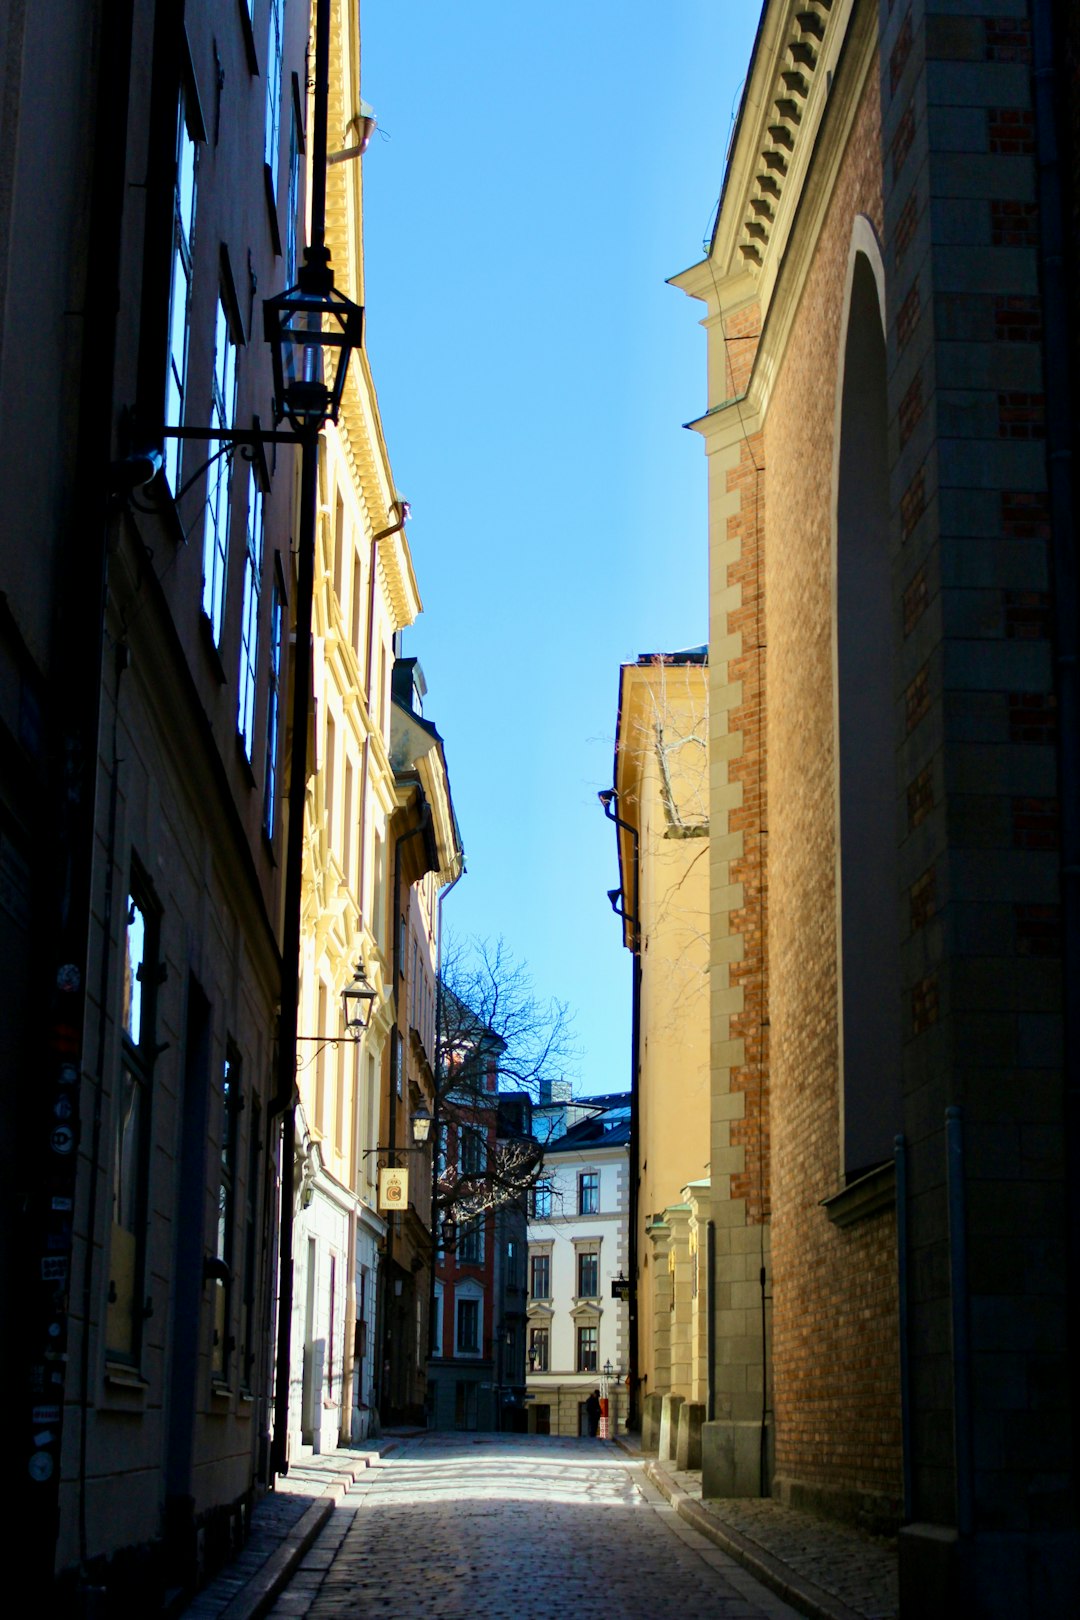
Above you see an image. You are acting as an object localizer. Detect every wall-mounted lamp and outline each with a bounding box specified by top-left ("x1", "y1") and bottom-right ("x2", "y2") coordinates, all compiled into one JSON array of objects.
[{"x1": 341, "y1": 962, "x2": 377, "y2": 1034}]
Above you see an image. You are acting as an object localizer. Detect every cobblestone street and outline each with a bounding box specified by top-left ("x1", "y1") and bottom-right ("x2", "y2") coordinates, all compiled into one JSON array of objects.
[{"x1": 263, "y1": 1435, "x2": 809, "y2": 1619}]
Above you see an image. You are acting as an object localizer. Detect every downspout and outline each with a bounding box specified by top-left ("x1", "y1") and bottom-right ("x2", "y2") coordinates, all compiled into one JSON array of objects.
[
  {"x1": 706, "y1": 1220, "x2": 716, "y2": 1423},
  {"x1": 1029, "y1": 0, "x2": 1080, "y2": 1483}
]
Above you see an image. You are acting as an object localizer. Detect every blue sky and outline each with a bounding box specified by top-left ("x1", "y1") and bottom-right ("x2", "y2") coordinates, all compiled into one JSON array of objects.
[{"x1": 360, "y1": 2, "x2": 759, "y2": 1094}]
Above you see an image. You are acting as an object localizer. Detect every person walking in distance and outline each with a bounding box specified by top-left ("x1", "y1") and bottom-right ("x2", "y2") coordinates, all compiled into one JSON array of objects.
[{"x1": 585, "y1": 1389, "x2": 601, "y2": 1438}]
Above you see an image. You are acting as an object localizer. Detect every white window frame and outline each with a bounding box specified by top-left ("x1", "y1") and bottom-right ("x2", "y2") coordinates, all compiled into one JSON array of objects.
[
  {"x1": 202, "y1": 298, "x2": 237, "y2": 644},
  {"x1": 237, "y1": 469, "x2": 264, "y2": 756},
  {"x1": 164, "y1": 94, "x2": 198, "y2": 493}
]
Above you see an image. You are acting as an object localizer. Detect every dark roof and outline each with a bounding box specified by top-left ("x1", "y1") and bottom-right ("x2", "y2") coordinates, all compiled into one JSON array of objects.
[{"x1": 544, "y1": 1094, "x2": 631, "y2": 1153}]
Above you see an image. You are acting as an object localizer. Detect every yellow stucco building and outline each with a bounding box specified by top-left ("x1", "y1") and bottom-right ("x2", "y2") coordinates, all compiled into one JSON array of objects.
[{"x1": 608, "y1": 648, "x2": 711, "y2": 1433}]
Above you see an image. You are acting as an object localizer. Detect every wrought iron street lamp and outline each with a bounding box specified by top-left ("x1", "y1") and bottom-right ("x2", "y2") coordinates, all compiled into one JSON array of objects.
[
  {"x1": 341, "y1": 962, "x2": 377, "y2": 1035},
  {"x1": 264, "y1": 266, "x2": 363, "y2": 437}
]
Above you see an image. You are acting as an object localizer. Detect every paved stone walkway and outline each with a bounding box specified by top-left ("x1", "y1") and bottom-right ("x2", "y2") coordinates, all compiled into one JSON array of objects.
[
  {"x1": 628, "y1": 1445, "x2": 898, "y2": 1620},
  {"x1": 264, "y1": 1433, "x2": 809, "y2": 1619}
]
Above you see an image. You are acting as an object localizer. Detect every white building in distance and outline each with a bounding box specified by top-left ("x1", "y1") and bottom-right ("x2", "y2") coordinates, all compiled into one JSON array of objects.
[{"x1": 526, "y1": 1093, "x2": 630, "y2": 1436}]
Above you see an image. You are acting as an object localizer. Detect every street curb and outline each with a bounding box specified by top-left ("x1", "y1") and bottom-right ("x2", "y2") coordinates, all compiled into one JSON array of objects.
[
  {"x1": 212, "y1": 1441, "x2": 398, "y2": 1620},
  {"x1": 628, "y1": 1447, "x2": 867, "y2": 1620}
]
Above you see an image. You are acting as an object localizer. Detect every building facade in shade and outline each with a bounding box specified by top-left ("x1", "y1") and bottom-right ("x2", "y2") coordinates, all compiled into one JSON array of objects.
[
  {"x1": 668, "y1": 0, "x2": 1078, "y2": 1611},
  {"x1": 525, "y1": 1097, "x2": 630, "y2": 1437},
  {"x1": 381, "y1": 657, "x2": 462, "y2": 1424},
  {"x1": 287, "y1": 2, "x2": 431, "y2": 1455},
  {"x1": 605, "y1": 649, "x2": 711, "y2": 1423},
  {"x1": 1, "y1": 0, "x2": 311, "y2": 1603},
  {"x1": 428, "y1": 1077, "x2": 532, "y2": 1433}
]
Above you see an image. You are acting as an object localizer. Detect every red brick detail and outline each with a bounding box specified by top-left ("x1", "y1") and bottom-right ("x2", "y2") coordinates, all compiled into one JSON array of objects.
[
  {"x1": 988, "y1": 108, "x2": 1035, "y2": 156},
  {"x1": 724, "y1": 433, "x2": 770, "y2": 1225},
  {"x1": 1016, "y1": 904, "x2": 1062, "y2": 957},
  {"x1": 993, "y1": 294, "x2": 1042, "y2": 343},
  {"x1": 896, "y1": 281, "x2": 921, "y2": 352},
  {"x1": 892, "y1": 102, "x2": 916, "y2": 179},
  {"x1": 890, "y1": 11, "x2": 914, "y2": 95},
  {"x1": 904, "y1": 664, "x2": 931, "y2": 733},
  {"x1": 1012, "y1": 797, "x2": 1060, "y2": 850},
  {"x1": 895, "y1": 191, "x2": 919, "y2": 264},
  {"x1": 1008, "y1": 692, "x2": 1057, "y2": 744},
  {"x1": 898, "y1": 369, "x2": 924, "y2": 447},
  {"x1": 990, "y1": 199, "x2": 1039, "y2": 246},
  {"x1": 911, "y1": 975, "x2": 939, "y2": 1033},
  {"x1": 985, "y1": 18, "x2": 1033, "y2": 64},
  {"x1": 998, "y1": 391, "x2": 1046, "y2": 439},
  {"x1": 1001, "y1": 490, "x2": 1051, "y2": 539},
  {"x1": 900, "y1": 465, "x2": 926, "y2": 539},
  {"x1": 908, "y1": 765, "x2": 934, "y2": 829},
  {"x1": 1004, "y1": 590, "x2": 1052, "y2": 640},
  {"x1": 910, "y1": 868, "x2": 936, "y2": 931},
  {"x1": 902, "y1": 567, "x2": 929, "y2": 635}
]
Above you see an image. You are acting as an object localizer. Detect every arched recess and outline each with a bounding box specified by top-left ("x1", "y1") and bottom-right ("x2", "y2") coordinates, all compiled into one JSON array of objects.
[{"x1": 832, "y1": 217, "x2": 902, "y2": 1182}]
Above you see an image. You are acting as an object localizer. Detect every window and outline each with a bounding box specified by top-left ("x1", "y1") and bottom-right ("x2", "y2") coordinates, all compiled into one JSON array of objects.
[
  {"x1": 505, "y1": 1240, "x2": 520, "y2": 1288},
  {"x1": 264, "y1": 0, "x2": 285, "y2": 194},
  {"x1": 528, "y1": 1325, "x2": 549, "y2": 1373},
  {"x1": 164, "y1": 93, "x2": 198, "y2": 492},
  {"x1": 106, "y1": 874, "x2": 160, "y2": 1362},
  {"x1": 529, "y1": 1251, "x2": 550, "y2": 1301},
  {"x1": 577, "y1": 1249, "x2": 599, "y2": 1299},
  {"x1": 240, "y1": 1095, "x2": 261, "y2": 1389},
  {"x1": 579, "y1": 1171, "x2": 600, "y2": 1215},
  {"x1": 530, "y1": 1178, "x2": 552, "y2": 1219},
  {"x1": 212, "y1": 1048, "x2": 240, "y2": 1382},
  {"x1": 458, "y1": 1217, "x2": 483, "y2": 1265},
  {"x1": 456, "y1": 1296, "x2": 479, "y2": 1353},
  {"x1": 202, "y1": 298, "x2": 237, "y2": 644},
  {"x1": 285, "y1": 90, "x2": 302, "y2": 283},
  {"x1": 237, "y1": 470, "x2": 264, "y2": 755},
  {"x1": 263, "y1": 577, "x2": 283, "y2": 837},
  {"x1": 460, "y1": 1126, "x2": 484, "y2": 1176},
  {"x1": 577, "y1": 1324, "x2": 598, "y2": 1373}
]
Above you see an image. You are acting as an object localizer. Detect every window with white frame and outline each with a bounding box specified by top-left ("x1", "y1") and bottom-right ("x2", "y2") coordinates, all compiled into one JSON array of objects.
[
  {"x1": 164, "y1": 93, "x2": 198, "y2": 493},
  {"x1": 528, "y1": 1324, "x2": 549, "y2": 1373},
  {"x1": 202, "y1": 297, "x2": 237, "y2": 644},
  {"x1": 458, "y1": 1217, "x2": 483, "y2": 1265},
  {"x1": 529, "y1": 1250, "x2": 550, "y2": 1300},
  {"x1": 577, "y1": 1323, "x2": 598, "y2": 1373},
  {"x1": 576, "y1": 1248, "x2": 599, "y2": 1299},
  {"x1": 263, "y1": 576, "x2": 283, "y2": 838},
  {"x1": 578, "y1": 1170, "x2": 600, "y2": 1214},
  {"x1": 237, "y1": 469, "x2": 264, "y2": 757},
  {"x1": 456, "y1": 1294, "x2": 480, "y2": 1354},
  {"x1": 264, "y1": 0, "x2": 285, "y2": 194},
  {"x1": 286, "y1": 93, "x2": 302, "y2": 283},
  {"x1": 530, "y1": 1178, "x2": 552, "y2": 1219}
]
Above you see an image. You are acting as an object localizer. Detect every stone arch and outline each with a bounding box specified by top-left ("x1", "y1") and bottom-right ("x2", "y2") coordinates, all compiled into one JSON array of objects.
[{"x1": 831, "y1": 217, "x2": 901, "y2": 1181}]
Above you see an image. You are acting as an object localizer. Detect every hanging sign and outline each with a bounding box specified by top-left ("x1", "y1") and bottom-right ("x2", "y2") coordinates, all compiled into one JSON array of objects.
[{"x1": 378, "y1": 1167, "x2": 409, "y2": 1211}]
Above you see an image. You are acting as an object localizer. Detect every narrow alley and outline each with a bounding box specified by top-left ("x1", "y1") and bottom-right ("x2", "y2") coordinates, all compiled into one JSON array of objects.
[{"x1": 258, "y1": 1435, "x2": 807, "y2": 1620}]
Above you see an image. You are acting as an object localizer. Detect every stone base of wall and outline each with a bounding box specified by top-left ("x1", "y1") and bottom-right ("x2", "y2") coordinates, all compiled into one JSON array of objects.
[
  {"x1": 526, "y1": 1382, "x2": 626, "y2": 1438},
  {"x1": 702, "y1": 1418, "x2": 772, "y2": 1499},
  {"x1": 773, "y1": 1473, "x2": 900, "y2": 1538}
]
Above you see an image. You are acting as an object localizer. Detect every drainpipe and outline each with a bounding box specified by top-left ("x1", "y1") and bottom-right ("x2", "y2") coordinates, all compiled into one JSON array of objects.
[
  {"x1": 600, "y1": 789, "x2": 641, "y2": 1428},
  {"x1": 1029, "y1": 0, "x2": 1080, "y2": 1482}
]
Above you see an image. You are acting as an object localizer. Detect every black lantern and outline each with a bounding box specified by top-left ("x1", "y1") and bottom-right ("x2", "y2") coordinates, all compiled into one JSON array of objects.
[
  {"x1": 411, "y1": 1106, "x2": 432, "y2": 1146},
  {"x1": 264, "y1": 261, "x2": 364, "y2": 436},
  {"x1": 341, "y1": 962, "x2": 376, "y2": 1034}
]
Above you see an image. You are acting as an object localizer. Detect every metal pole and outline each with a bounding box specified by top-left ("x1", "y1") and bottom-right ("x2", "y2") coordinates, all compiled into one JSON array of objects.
[{"x1": 945, "y1": 1107, "x2": 973, "y2": 1536}]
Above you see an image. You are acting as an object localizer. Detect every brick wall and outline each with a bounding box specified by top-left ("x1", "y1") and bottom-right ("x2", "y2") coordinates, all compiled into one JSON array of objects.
[{"x1": 763, "y1": 57, "x2": 904, "y2": 1522}]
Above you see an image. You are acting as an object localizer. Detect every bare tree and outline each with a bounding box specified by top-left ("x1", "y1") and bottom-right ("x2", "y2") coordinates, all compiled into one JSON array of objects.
[{"x1": 434, "y1": 937, "x2": 577, "y2": 1225}]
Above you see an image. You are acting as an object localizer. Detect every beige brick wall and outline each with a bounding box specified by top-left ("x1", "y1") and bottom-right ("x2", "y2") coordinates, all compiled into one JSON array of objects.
[{"x1": 763, "y1": 58, "x2": 904, "y2": 1518}]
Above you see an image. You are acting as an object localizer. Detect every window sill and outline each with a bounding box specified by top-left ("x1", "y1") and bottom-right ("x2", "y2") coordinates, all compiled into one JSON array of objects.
[
  {"x1": 820, "y1": 1160, "x2": 895, "y2": 1229},
  {"x1": 209, "y1": 1380, "x2": 233, "y2": 1404},
  {"x1": 104, "y1": 1362, "x2": 149, "y2": 1392}
]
